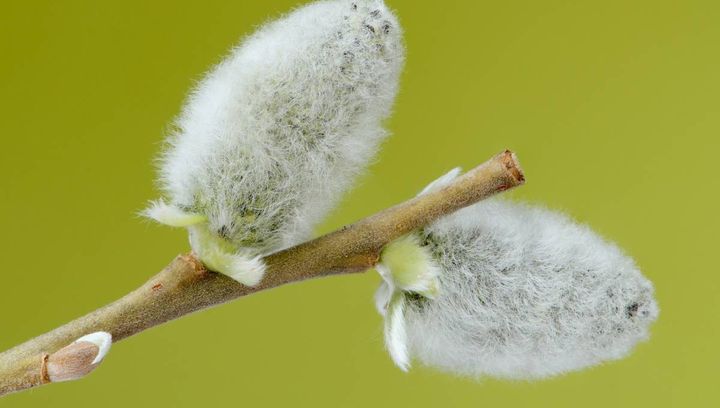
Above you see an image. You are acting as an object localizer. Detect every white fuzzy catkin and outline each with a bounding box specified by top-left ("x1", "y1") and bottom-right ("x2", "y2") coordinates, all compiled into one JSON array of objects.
[
  {"x1": 146, "y1": 0, "x2": 404, "y2": 284},
  {"x1": 391, "y1": 198, "x2": 659, "y2": 379},
  {"x1": 375, "y1": 169, "x2": 659, "y2": 378}
]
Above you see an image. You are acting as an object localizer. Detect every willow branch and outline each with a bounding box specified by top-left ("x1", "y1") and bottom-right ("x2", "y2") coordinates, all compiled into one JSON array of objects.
[{"x1": 0, "y1": 150, "x2": 525, "y2": 397}]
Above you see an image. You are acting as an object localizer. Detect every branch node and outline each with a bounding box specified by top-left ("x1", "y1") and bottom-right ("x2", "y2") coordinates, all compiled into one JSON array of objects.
[
  {"x1": 40, "y1": 354, "x2": 50, "y2": 384},
  {"x1": 182, "y1": 252, "x2": 208, "y2": 275}
]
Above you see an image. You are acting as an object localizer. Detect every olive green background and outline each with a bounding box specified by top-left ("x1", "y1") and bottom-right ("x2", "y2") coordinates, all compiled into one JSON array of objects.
[{"x1": 1, "y1": 0, "x2": 717, "y2": 406}]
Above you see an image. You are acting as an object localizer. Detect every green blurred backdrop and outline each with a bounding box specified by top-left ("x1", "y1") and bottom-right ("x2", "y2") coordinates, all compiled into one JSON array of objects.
[{"x1": 1, "y1": 0, "x2": 718, "y2": 406}]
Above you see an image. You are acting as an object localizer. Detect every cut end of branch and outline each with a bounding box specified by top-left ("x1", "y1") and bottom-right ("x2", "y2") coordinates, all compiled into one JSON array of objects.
[
  {"x1": 501, "y1": 150, "x2": 525, "y2": 185},
  {"x1": 44, "y1": 332, "x2": 112, "y2": 383}
]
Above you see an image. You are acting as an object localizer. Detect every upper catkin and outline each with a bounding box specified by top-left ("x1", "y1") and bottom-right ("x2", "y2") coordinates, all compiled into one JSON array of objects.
[
  {"x1": 146, "y1": 0, "x2": 405, "y2": 284},
  {"x1": 376, "y1": 171, "x2": 658, "y2": 378}
]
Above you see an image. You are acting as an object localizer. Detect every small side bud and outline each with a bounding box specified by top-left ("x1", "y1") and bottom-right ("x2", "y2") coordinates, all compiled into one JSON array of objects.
[{"x1": 45, "y1": 332, "x2": 112, "y2": 383}]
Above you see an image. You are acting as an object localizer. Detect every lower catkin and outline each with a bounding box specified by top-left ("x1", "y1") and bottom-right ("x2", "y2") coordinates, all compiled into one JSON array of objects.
[{"x1": 401, "y1": 198, "x2": 658, "y2": 379}]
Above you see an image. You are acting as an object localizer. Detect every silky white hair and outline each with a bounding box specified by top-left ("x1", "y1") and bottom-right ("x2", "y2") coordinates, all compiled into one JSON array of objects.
[
  {"x1": 377, "y1": 170, "x2": 658, "y2": 379},
  {"x1": 146, "y1": 0, "x2": 405, "y2": 283}
]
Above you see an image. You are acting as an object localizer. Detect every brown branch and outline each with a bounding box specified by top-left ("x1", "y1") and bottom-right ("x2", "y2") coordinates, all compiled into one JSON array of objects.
[{"x1": 0, "y1": 150, "x2": 525, "y2": 397}]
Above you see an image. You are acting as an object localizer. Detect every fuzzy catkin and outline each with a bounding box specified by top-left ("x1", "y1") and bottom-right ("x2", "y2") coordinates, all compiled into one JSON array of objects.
[
  {"x1": 400, "y1": 199, "x2": 659, "y2": 379},
  {"x1": 149, "y1": 0, "x2": 404, "y2": 269}
]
